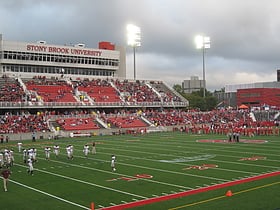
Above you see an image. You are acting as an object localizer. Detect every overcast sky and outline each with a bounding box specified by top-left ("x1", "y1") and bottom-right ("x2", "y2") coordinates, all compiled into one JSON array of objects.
[{"x1": 1, "y1": 0, "x2": 280, "y2": 91}]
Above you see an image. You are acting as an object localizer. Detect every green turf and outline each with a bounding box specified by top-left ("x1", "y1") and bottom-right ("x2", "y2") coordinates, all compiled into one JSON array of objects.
[{"x1": 0, "y1": 132, "x2": 279, "y2": 210}]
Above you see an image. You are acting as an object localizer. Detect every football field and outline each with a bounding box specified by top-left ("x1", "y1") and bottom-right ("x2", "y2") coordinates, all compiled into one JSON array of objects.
[{"x1": 0, "y1": 132, "x2": 279, "y2": 210}]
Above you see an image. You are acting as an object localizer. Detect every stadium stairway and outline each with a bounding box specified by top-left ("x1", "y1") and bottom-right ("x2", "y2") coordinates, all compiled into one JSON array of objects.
[
  {"x1": 17, "y1": 77, "x2": 27, "y2": 92},
  {"x1": 140, "y1": 115, "x2": 153, "y2": 126},
  {"x1": 95, "y1": 116, "x2": 108, "y2": 128},
  {"x1": 274, "y1": 111, "x2": 280, "y2": 120},
  {"x1": 249, "y1": 112, "x2": 256, "y2": 122}
]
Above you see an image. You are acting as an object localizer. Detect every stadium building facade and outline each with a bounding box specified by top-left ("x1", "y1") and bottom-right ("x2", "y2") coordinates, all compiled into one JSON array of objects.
[
  {"x1": 214, "y1": 76, "x2": 280, "y2": 108},
  {"x1": 236, "y1": 88, "x2": 280, "y2": 107},
  {"x1": 0, "y1": 34, "x2": 126, "y2": 79}
]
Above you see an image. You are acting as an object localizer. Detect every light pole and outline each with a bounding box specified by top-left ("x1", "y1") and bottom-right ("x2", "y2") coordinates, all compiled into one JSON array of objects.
[
  {"x1": 127, "y1": 24, "x2": 141, "y2": 80},
  {"x1": 195, "y1": 35, "x2": 210, "y2": 98}
]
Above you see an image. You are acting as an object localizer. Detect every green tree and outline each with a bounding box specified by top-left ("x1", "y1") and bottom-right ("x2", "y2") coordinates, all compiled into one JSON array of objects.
[
  {"x1": 205, "y1": 96, "x2": 218, "y2": 110},
  {"x1": 173, "y1": 84, "x2": 183, "y2": 94},
  {"x1": 172, "y1": 85, "x2": 218, "y2": 111}
]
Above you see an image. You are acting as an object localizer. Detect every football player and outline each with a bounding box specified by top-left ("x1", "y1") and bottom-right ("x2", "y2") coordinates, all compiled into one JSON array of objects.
[
  {"x1": 53, "y1": 145, "x2": 60, "y2": 157},
  {"x1": 83, "y1": 144, "x2": 90, "y2": 158},
  {"x1": 0, "y1": 152, "x2": 4, "y2": 168},
  {"x1": 23, "y1": 149, "x2": 27, "y2": 163},
  {"x1": 66, "y1": 145, "x2": 73, "y2": 160},
  {"x1": 45, "y1": 147, "x2": 51, "y2": 160},
  {"x1": 27, "y1": 158, "x2": 34, "y2": 175},
  {"x1": 17, "y1": 142, "x2": 22, "y2": 152},
  {"x1": 1, "y1": 166, "x2": 11, "y2": 192},
  {"x1": 111, "y1": 155, "x2": 116, "y2": 172},
  {"x1": 92, "y1": 142, "x2": 96, "y2": 154}
]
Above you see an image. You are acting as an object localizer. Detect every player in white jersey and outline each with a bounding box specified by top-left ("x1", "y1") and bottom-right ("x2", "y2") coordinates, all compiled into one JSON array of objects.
[
  {"x1": 33, "y1": 148, "x2": 37, "y2": 162},
  {"x1": 66, "y1": 145, "x2": 71, "y2": 159},
  {"x1": 66, "y1": 145, "x2": 73, "y2": 160},
  {"x1": 53, "y1": 145, "x2": 60, "y2": 157},
  {"x1": 45, "y1": 147, "x2": 51, "y2": 160},
  {"x1": 70, "y1": 145, "x2": 74, "y2": 159},
  {"x1": 4, "y1": 149, "x2": 11, "y2": 167},
  {"x1": 4, "y1": 149, "x2": 9, "y2": 158},
  {"x1": 5, "y1": 153, "x2": 12, "y2": 168},
  {"x1": 0, "y1": 152, "x2": 4, "y2": 168},
  {"x1": 28, "y1": 148, "x2": 34, "y2": 161},
  {"x1": 17, "y1": 142, "x2": 23, "y2": 152},
  {"x1": 111, "y1": 155, "x2": 116, "y2": 171},
  {"x1": 27, "y1": 158, "x2": 34, "y2": 175},
  {"x1": 23, "y1": 149, "x2": 27, "y2": 163},
  {"x1": 83, "y1": 144, "x2": 90, "y2": 158},
  {"x1": 9, "y1": 150, "x2": 14, "y2": 167}
]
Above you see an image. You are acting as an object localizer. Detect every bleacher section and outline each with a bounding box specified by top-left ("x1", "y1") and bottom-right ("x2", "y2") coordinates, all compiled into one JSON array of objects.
[
  {"x1": 25, "y1": 77, "x2": 77, "y2": 102},
  {"x1": 56, "y1": 118, "x2": 100, "y2": 131},
  {"x1": 0, "y1": 114, "x2": 49, "y2": 134},
  {"x1": 0, "y1": 75, "x2": 279, "y2": 137},
  {"x1": 0, "y1": 108, "x2": 279, "y2": 135},
  {"x1": 6, "y1": 76, "x2": 187, "y2": 107},
  {"x1": 73, "y1": 78, "x2": 122, "y2": 102},
  {"x1": 114, "y1": 79, "x2": 161, "y2": 103},
  {"x1": 149, "y1": 81, "x2": 183, "y2": 102},
  {"x1": 0, "y1": 76, "x2": 25, "y2": 102},
  {"x1": 105, "y1": 116, "x2": 148, "y2": 128}
]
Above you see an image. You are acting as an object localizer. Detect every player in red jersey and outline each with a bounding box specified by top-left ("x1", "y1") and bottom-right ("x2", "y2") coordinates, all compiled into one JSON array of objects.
[{"x1": 1, "y1": 166, "x2": 11, "y2": 192}]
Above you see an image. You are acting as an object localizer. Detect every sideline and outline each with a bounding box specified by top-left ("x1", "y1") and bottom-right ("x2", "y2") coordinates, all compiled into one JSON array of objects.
[
  {"x1": 99, "y1": 171, "x2": 280, "y2": 210},
  {"x1": 169, "y1": 181, "x2": 280, "y2": 210}
]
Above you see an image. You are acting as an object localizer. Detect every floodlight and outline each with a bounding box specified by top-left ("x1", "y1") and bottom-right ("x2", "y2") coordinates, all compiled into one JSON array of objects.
[
  {"x1": 195, "y1": 35, "x2": 204, "y2": 49},
  {"x1": 127, "y1": 24, "x2": 141, "y2": 80},
  {"x1": 195, "y1": 35, "x2": 210, "y2": 49},
  {"x1": 195, "y1": 35, "x2": 211, "y2": 98},
  {"x1": 127, "y1": 24, "x2": 141, "y2": 47}
]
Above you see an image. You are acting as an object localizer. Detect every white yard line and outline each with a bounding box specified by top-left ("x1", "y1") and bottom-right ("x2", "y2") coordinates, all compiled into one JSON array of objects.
[
  {"x1": 48, "y1": 155, "x2": 229, "y2": 183},
  {"x1": 103, "y1": 140, "x2": 280, "y2": 160},
  {"x1": 52, "y1": 157, "x2": 194, "y2": 189},
  {"x1": 15, "y1": 163, "x2": 148, "y2": 199},
  {"x1": 97, "y1": 149, "x2": 276, "y2": 175},
  {"x1": 100, "y1": 145, "x2": 280, "y2": 168},
  {"x1": 9, "y1": 136, "x2": 279, "y2": 210},
  {"x1": 12, "y1": 140, "x2": 278, "y2": 195},
  {"x1": 9, "y1": 179, "x2": 89, "y2": 210},
  {"x1": 13, "y1": 153, "x2": 195, "y2": 190}
]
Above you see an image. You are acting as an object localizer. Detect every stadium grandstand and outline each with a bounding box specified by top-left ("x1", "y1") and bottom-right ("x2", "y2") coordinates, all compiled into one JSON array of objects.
[{"x1": 0, "y1": 35, "x2": 279, "y2": 140}]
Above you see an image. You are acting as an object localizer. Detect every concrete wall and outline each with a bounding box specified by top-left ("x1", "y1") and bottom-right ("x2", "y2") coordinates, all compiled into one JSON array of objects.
[{"x1": 2, "y1": 126, "x2": 177, "y2": 142}]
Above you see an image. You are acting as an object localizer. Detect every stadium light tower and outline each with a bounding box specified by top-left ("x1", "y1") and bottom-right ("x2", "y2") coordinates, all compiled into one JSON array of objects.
[
  {"x1": 127, "y1": 24, "x2": 141, "y2": 80},
  {"x1": 195, "y1": 35, "x2": 210, "y2": 98}
]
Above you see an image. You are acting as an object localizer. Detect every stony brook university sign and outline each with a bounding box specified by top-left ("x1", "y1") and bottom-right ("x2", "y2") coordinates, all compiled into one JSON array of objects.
[{"x1": 26, "y1": 44, "x2": 102, "y2": 56}]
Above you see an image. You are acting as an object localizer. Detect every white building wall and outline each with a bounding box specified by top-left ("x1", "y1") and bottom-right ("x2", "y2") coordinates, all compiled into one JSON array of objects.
[
  {"x1": 0, "y1": 34, "x2": 124, "y2": 78},
  {"x1": 225, "y1": 81, "x2": 280, "y2": 93}
]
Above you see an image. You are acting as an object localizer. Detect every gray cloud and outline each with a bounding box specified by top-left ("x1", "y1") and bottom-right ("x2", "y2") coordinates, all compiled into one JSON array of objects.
[{"x1": 1, "y1": 0, "x2": 279, "y2": 91}]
